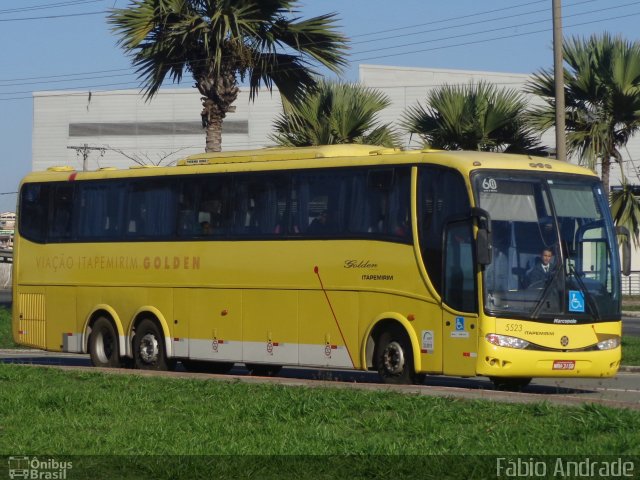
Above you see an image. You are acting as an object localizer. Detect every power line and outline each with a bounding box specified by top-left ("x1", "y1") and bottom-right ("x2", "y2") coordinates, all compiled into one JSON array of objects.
[
  {"x1": 0, "y1": 0, "x2": 635, "y2": 101},
  {"x1": 351, "y1": 0, "x2": 640, "y2": 57},
  {"x1": 67, "y1": 144, "x2": 105, "y2": 171},
  {"x1": 352, "y1": 10, "x2": 640, "y2": 63},
  {"x1": 350, "y1": 0, "x2": 599, "y2": 46},
  {"x1": 0, "y1": 10, "x2": 106, "y2": 22},
  {"x1": 0, "y1": 0, "x2": 104, "y2": 15},
  {"x1": 351, "y1": 0, "x2": 550, "y2": 39},
  {"x1": 0, "y1": 5, "x2": 635, "y2": 100},
  {"x1": 0, "y1": 0, "x2": 601, "y2": 84}
]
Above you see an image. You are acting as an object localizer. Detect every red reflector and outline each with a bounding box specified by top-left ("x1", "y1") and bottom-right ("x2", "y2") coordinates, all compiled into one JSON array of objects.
[
  {"x1": 463, "y1": 352, "x2": 471, "y2": 357},
  {"x1": 68, "y1": 172, "x2": 77, "y2": 181},
  {"x1": 553, "y1": 360, "x2": 576, "y2": 370}
]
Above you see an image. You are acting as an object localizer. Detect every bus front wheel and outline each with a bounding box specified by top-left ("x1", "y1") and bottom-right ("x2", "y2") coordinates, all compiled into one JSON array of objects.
[
  {"x1": 375, "y1": 326, "x2": 421, "y2": 385},
  {"x1": 133, "y1": 319, "x2": 169, "y2": 371},
  {"x1": 89, "y1": 317, "x2": 121, "y2": 368}
]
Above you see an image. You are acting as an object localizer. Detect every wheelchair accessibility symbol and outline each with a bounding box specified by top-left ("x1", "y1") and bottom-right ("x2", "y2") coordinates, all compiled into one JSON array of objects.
[{"x1": 569, "y1": 290, "x2": 585, "y2": 313}]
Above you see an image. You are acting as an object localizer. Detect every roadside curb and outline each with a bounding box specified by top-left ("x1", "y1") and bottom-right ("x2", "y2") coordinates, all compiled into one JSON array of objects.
[{"x1": 619, "y1": 365, "x2": 640, "y2": 373}]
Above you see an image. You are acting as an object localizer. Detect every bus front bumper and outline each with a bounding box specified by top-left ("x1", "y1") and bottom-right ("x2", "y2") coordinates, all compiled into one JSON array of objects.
[{"x1": 476, "y1": 342, "x2": 621, "y2": 379}]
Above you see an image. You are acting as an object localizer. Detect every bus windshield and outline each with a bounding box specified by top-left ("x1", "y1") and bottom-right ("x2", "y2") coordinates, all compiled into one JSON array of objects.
[{"x1": 473, "y1": 172, "x2": 621, "y2": 322}]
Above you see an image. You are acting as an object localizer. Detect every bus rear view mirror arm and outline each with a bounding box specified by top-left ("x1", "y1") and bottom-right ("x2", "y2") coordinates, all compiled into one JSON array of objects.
[{"x1": 471, "y1": 207, "x2": 492, "y2": 266}]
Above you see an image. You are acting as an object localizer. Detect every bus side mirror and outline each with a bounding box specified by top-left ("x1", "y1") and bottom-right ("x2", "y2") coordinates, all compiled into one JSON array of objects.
[
  {"x1": 616, "y1": 226, "x2": 631, "y2": 276},
  {"x1": 471, "y1": 207, "x2": 492, "y2": 266}
]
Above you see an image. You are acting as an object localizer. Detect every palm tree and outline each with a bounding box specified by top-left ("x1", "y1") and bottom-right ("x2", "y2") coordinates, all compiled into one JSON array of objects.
[
  {"x1": 270, "y1": 81, "x2": 400, "y2": 147},
  {"x1": 109, "y1": 0, "x2": 348, "y2": 152},
  {"x1": 401, "y1": 81, "x2": 545, "y2": 154},
  {"x1": 611, "y1": 185, "x2": 640, "y2": 248},
  {"x1": 526, "y1": 34, "x2": 640, "y2": 195}
]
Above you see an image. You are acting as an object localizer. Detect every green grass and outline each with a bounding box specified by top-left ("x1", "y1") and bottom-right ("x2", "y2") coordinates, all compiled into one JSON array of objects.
[
  {"x1": 0, "y1": 364, "x2": 638, "y2": 479},
  {"x1": 623, "y1": 295, "x2": 640, "y2": 310},
  {"x1": 0, "y1": 306, "x2": 15, "y2": 349},
  {"x1": 622, "y1": 336, "x2": 640, "y2": 366}
]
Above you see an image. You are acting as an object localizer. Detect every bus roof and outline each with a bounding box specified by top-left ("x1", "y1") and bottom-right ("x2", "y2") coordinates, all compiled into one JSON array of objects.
[{"x1": 25, "y1": 146, "x2": 597, "y2": 183}]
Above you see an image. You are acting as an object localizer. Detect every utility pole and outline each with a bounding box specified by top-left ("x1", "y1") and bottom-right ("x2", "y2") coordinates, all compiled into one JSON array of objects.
[
  {"x1": 66, "y1": 144, "x2": 105, "y2": 171},
  {"x1": 552, "y1": 0, "x2": 567, "y2": 162}
]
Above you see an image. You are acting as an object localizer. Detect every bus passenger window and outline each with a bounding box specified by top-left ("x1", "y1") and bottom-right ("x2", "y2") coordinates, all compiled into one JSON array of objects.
[
  {"x1": 419, "y1": 166, "x2": 471, "y2": 296},
  {"x1": 48, "y1": 184, "x2": 74, "y2": 240},
  {"x1": 19, "y1": 183, "x2": 49, "y2": 243}
]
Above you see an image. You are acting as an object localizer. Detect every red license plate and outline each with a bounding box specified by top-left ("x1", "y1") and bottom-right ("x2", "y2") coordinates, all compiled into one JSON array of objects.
[{"x1": 553, "y1": 360, "x2": 576, "y2": 370}]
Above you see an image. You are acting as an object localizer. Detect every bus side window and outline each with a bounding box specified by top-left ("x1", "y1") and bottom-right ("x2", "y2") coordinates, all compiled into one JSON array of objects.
[
  {"x1": 77, "y1": 182, "x2": 125, "y2": 239},
  {"x1": 48, "y1": 184, "x2": 74, "y2": 241},
  {"x1": 419, "y1": 166, "x2": 471, "y2": 296},
  {"x1": 19, "y1": 183, "x2": 49, "y2": 243},
  {"x1": 125, "y1": 180, "x2": 177, "y2": 238}
]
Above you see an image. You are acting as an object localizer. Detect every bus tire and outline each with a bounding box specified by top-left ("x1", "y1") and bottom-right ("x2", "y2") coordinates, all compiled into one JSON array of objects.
[
  {"x1": 133, "y1": 319, "x2": 168, "y2": 371},
  {"x1": 490, "y1": 376, "x2": 532, "y2": 391},
  {"x1": 375, "y1": 325, "x2": 419, "y2": 385},
  {"x1": 89, "y1": 317, "x2": 121, "y2": 368},
  {"x1": 182, "y1": 360, "x2": 234, "y2": 374},
  {"x1": 245, "y1": 363, "x2": 282, "y2": 377}
]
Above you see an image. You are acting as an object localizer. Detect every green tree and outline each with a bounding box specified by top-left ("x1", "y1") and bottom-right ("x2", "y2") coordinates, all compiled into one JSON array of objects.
[
  {"x1": 611, "y1": 185, "x2": 640, "y2": 247},
  {"x1": 526, "y1": 34, "x2": 640, "y2": 195},
  {"x1": 109, "y1": 0, "x2": 348, "y2": 152},
  {"x1": 401, "y1": 81, "x2": 544, "y2": 154},
  {"x1": 270, "y1": 81, "x2": 400, "y2": 147}
]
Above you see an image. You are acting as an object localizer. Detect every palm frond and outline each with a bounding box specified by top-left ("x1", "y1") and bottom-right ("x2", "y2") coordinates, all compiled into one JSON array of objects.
[
  {"x1": 270, "y1": 81, "x2": 398, "y2": 148},
  {"x1": 611, "y1": 184, "x2": 640, "y2": 248},
  {"x1": 401, "y1": 81, "x2": 544, "y2": 154}
]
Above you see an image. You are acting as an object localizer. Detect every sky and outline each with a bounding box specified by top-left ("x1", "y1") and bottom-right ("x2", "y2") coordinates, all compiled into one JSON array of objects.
[{"x1": 1, "y1": 0, "x2": 639, "y2": 212}]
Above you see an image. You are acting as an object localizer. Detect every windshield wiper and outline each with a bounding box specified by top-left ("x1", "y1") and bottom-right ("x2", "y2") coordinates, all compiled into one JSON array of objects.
[
  {"x1": 531, "y1": 262, "x2": 563, "y2": 319},
  {"x1": 568, "y1": 263, "x2": 601, "y2": 321}
]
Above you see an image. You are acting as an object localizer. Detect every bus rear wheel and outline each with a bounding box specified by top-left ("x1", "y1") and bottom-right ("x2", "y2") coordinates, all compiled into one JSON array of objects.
[
  {"x1": 89, "y1": 317, "x2": 121, "y2": 368},
  {"x1": 375, "y1": 326, "x2": 420, "y2": 385},
  {"x1": 133, "y1": 319, "x2": 168, "y2": 371}
]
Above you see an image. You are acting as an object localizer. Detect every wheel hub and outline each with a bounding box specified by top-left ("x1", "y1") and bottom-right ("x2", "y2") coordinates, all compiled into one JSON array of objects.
[
  {"x1": 382, "y1": 341, "x2": 405, "y2": 374},
  {"x1": 139, "y1": 333, "x2": 159, "y2": 364}
]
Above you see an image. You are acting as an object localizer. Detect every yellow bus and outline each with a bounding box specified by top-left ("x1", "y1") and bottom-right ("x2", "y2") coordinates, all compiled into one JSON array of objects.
[{"x1": 13, "y1": 145, "x2": 630, "y2": 387}]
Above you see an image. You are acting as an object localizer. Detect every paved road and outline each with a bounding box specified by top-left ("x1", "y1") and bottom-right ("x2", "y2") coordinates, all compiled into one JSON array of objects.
[
  {"x1": 623, "y1": 316, "x2": 640, "y2": 336},
  {"x1": 0, "y1": 289, "x2": 11, "y2": 305},
  {"x1": 2, "y1": 349, "x2": 639, "y2": 409}
]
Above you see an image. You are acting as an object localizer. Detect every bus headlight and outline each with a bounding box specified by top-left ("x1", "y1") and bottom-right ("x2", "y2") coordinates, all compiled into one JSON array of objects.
[
  {"x1": 596, "y1": 337, "x2": 620, "y2": 350},
  {"x1": 486, "y1": 333, "x2": 530, "y2": 349}
]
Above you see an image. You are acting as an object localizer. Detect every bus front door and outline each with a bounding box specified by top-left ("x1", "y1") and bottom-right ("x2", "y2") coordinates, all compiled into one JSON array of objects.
[{"x1": 441, "y1": 220, "x2": 479, "y2": 376}]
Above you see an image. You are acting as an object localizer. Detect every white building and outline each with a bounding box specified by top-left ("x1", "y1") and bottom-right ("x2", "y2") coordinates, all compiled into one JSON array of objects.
[{"x1": 33, "y1": 87, "x2": 283, "y2": 172}]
